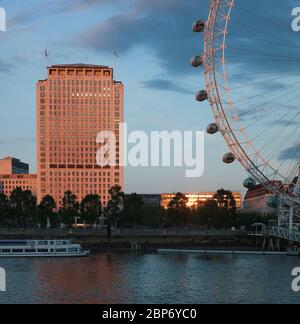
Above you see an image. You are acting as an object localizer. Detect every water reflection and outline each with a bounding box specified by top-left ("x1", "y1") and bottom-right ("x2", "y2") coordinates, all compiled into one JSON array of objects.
[{"x1": 0, "y1": 253, "x2": 299, "y2": 304}]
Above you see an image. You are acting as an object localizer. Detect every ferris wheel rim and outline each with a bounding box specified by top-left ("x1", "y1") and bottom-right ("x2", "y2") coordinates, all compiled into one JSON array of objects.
[{"x1": 202, "y1": 0, "x2": 299, "y2": 200}]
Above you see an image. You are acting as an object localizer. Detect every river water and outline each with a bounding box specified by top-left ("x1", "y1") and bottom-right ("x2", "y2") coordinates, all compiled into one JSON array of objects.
[{"x1": 0, "y1": 252, "x2": 299, "y2": 304}]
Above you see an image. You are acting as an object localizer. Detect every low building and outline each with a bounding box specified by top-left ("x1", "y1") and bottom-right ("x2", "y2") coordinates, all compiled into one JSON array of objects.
[
  {"x1": 243, "y1": 184, "x2": 275, "y2": 214},
  {"x1": 0, "y1": 157, "x2": 37, "y2": 197},
  {"x1": 0, "y1": 157, "x2": 29, "y2": 174},
  {"x1": 124, "y1": 194, "x2": 162, "y2": 207},
  {"x1": 0, "y1": 174, "x2": 37, "y2": 197},
  {"x1": 161, "y1": 192, "x2": 243, "y2": 209},
  {"x1": 140, "y1": 194, "x2": 162, "y2": 207}
]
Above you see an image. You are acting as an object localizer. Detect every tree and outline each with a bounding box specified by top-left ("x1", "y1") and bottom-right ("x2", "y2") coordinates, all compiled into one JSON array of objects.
[
  {"x1": 167, "y1": 193, "x2": 189, "y2": 226},
  {"x1": 214, "y1": 189, "x2": 236, "y2": 213},
  {"x1": 196, "y1": 199, "x2": 221, "y2": 228},
  {"x1": 9, "y1": 188, "x2": 37, "y2": 228},
  {"x1": 142, "y1": 205, "x2": 166, "y2": 228},
  {"x1": 105, "y1": 185, "x2": 125, "y2": 227},
  {"x1": 214, "y1": 189, "x2": 237, "y2": 227},
  {"x1": 168, "y1": 193, "x2": 188, "y2": 210},
  {"x1": 37, "y1": 195, "x2": 57, "y2": 228},
  {"x1": 123, "y1": 193, "x2": 144, "y2": 226},
  {"x1": 0, "y1": 193, "x2": 10, "y2": 226},
  {"x1": 80, "y1": 194, "x2": 102, "y2": 225},
  {"x1": 59, "y1": 191, "x2": 79, "y2": 227}
]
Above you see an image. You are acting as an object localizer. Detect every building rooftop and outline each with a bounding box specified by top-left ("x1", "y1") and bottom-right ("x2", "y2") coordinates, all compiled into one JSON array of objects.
[
  {"x1": 244, "y1": 181, "x2": 282, "y2": 200},
  {"x1": 48, "y1": 64, "x2": 110, "y2": 69}
]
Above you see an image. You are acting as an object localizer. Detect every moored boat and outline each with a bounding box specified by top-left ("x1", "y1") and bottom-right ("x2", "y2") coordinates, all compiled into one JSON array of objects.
[{"x1": 0, "y1": 239, "x2": 89, "y2": 258}]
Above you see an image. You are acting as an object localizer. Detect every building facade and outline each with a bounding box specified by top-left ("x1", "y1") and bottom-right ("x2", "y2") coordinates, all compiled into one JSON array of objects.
[
  {"x1": 140, "y1": 194, "x2": 162, "y2": 207},
  {"x1": 0, "y1": 157, "x2": 37, "y2": 197},
  {"x1": 0, "y1": 174, "x2": 37, "y2": 197},
  {"x1": 125, "y1": 194, "x2": 162, "y2": 207},
  {"x1": 0, "y1": 157, "x2": 29, "y2": 174},
  {"x1": 161, "y1": 192, "x2": 243, "y2": 209},
  {"x1": 243, "y1": 184, "x2": 275, "y2": 214},
  {"x1": 36, "y1": 64, "x2": 123, "y2": 207}
]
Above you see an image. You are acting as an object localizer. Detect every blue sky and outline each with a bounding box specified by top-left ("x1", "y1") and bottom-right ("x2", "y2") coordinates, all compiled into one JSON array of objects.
[{"x1": 1, "y1": 0, "x2": 298, "y2": 195}]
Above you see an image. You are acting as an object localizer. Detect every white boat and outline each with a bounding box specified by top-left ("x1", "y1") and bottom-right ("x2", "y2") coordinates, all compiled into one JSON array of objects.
[{"x1": 0, "y1": 240, "x2": 90, "y2": 258}]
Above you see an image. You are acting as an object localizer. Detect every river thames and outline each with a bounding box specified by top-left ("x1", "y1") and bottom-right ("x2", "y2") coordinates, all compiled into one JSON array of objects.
[{"x1": 0, "y1": 252, "x2": 299, "y2": 304}]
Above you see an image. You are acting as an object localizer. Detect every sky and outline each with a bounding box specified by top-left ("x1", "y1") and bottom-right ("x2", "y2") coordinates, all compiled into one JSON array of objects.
[{"x1": 0, "y1": 0, "x2": 298, "y2": 195}]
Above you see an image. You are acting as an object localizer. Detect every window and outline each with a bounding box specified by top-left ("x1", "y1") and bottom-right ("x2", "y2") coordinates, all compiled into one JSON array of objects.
[
  {"x1": 37, "y1": 249, "x2": 48, "y2": 253},
  {"x1": 56, "y1": 249, "x2": 67, "y2": 253},
  {"x1": 68, "y1": 248, "x2": 78, "y2": 253}
]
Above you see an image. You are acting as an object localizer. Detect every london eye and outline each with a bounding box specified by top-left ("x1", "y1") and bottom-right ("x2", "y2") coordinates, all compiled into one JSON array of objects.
[{"x1": 193, "y1": 0, "x2": 300, "y2": 238}]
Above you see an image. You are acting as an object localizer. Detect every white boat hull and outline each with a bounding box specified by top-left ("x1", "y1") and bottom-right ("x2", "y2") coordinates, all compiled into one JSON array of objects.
[{"x1": 0, "y1": 239, "x2": 90, "y2": 258}]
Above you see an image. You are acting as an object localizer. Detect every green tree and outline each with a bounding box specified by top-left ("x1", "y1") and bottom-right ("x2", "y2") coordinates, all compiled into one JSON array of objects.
[
  {"x1": 214, "y1": 189, "x2": 237, "y2": 227},
  {"x1": 196, "y1": 199, "x2": 221, "y2": 227},
  {"x1": 105, "y1": 185, "x2": 125, "y2": 227},
  {"x1": 214, "y1": 189, "x2": 236, "y2": 213},
  {"x1": 59, "y1": 191, "x2": 79, "y2": 227},
  {"x1": 0, "y1": 193, "x2": 10, "y2": 226},
  {"x1": 167, "y1": 192, "x2": 189, "y2": 226},
  {"x1": 168, "y1": 192, "x2": 188, "y2": 210},
  {"x1": 37, "y1": 195, "x2": 57, "y2": 228},
  {"x1": 142, "y1": 205, "x2": 166, "y2": 228},
  {"x1": 123, "y1": 193, "x2": 144, "y2": 226},
  {"x1": 80, "y1": 194, "x2": 102, "y2": 225},
  {"x1": 9, "y1": 188, "x2": 37, "y2": 228}
]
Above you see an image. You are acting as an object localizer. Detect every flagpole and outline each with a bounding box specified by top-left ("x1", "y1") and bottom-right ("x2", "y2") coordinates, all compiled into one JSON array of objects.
[
  {"x1": 44, "y1": 49, "x2": 49, "y2": 78},
  {"x1": 113, "y1": 50, "x2": 119, "y2": 80}
]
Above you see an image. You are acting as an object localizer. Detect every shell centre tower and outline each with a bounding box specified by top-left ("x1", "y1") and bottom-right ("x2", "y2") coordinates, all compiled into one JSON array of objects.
[{"x1": 36, "y1": 64, "x2": 124, "y2": 207}]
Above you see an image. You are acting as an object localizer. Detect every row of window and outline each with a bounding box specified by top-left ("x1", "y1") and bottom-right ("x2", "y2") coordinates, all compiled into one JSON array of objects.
[
  {"x1": 47, "y1": 80, "x2": 113, "y2": 86},
  {"x1": 48, "y1": 183, "x2": 116, "y2": 189},
  {"x1": 48, "y1": 171, "x2": 117, "y2": 176},
  {"x1": 49, "y1": 177, "x2": 116, "y2": 182},
  {"x1": 0, "y1": 248, "x2": 80, "y2": 254},
  {"x1": 0, "y1": 180, "x2": 34, "y2": 185}
]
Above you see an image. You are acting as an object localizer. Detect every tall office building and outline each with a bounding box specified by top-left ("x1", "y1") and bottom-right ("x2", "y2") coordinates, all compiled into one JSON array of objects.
[{"x1": 37, "y1": 64, "x2": 124, "y2": 207}]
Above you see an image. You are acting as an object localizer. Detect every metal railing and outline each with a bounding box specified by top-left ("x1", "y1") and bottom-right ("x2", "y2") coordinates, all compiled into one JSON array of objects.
[
  {"x1": 266, "y1": 226, "x2": 300, "y2": 243},
  {"x1": 0, "y1": 227, "x2": 246, "y2": 238}
]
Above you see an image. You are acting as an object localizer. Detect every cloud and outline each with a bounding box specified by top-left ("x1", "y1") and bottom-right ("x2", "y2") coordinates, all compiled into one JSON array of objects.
[
  {"x1": 7, "y1": 0, "x2": 133, "y2": 30},
  {"x1": 0, "y1": 57, "x2": 25, "y2": 74},
  {"x1": 0, "y1": 138, "x2": 35, "y2": 145},
  {"x1": 67, "y1": 0, "x2": 300, "y2": 88},
  {"x1": 0, "y1": 60, "x2": 14, "y2": 73},
  {"x1": 279, "y1": 143, "x2": 300, "y2": 161},
  {"x1": 66, "y1": 0, "x2": 133, "y2": 12},
  {"x1": 141, "y1": 78, "x2": 194, "y2": 94},
  {"x1": 70, "y1": 0, "x2": 207, "y2": 75}
]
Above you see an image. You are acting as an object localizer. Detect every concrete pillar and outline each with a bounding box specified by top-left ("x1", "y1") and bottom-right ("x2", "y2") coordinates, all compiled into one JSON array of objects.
[
  {"x1": 289, "y1": 207, "x2": 294, "y2": 231},
  {"x1": 262, "y1": 238, "x2": 266, "y2": 251},
  {"x1": 268, "y1": 239, "x2": 274, "y2": 251},
  {"x1": 275, "y1": 239, "x2": 280, "y2": 251}
]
